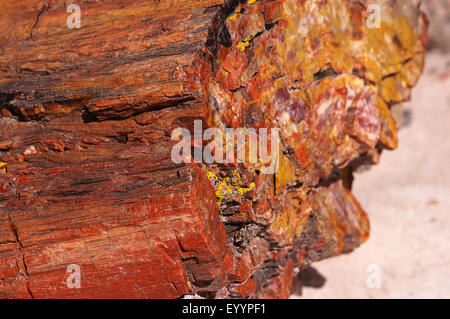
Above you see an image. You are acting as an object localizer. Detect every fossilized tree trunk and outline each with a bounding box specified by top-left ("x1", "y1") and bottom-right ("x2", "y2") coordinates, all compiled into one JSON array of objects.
[{"x1": 0, "y1": 0, "x2": 426, "y2": 298}]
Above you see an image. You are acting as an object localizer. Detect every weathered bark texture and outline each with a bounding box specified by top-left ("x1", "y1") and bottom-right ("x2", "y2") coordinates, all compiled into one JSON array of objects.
[{"x1": 0, "y1": 0, "x2": 426, "y2": 298}]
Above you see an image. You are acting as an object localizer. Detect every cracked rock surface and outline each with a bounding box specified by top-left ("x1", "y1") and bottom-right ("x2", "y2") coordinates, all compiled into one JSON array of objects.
[{"x1": 0, "y1": 0, "x2": 426, "y2": 298}]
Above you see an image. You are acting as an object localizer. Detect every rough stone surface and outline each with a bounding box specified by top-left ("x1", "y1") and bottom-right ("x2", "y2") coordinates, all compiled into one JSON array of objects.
[
  {"x1": 294, "y1": 52, "x2": 450, "y2": 298},
  {"x1": 0, "y1": 0, "x2": 426, "y2": 298}
]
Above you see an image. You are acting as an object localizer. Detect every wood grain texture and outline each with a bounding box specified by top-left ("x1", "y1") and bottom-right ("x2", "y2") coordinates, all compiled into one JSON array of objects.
[{"x1": 0, "y1": 0, "x2": 427, "y2": 298}]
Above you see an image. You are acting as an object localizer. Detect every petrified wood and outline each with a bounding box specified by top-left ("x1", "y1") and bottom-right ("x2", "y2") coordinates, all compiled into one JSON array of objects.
[{"x1": 0, "y1": 0, "x2": 427, "y2": 298}]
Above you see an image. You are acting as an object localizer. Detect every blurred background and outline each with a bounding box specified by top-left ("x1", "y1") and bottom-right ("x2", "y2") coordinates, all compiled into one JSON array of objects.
[{"x1": 292, "y1": 0, "x2": 450, "y2": 298}]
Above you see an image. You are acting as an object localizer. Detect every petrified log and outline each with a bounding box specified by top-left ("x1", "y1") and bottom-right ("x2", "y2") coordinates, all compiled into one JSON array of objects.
[{"x1": 0, "y1": 0, "x2": 426, "y2": 298}]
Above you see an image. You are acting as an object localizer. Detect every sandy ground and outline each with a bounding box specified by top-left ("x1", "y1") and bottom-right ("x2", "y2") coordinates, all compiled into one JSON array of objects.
[{"x1": 293, "y1": 52, "x2": 450, "y2": 299}]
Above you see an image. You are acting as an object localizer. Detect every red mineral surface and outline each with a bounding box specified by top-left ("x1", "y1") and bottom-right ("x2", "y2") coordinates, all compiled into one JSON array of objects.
[{"x1": 0, "y1": 0, "x2": 427, "y2": 298}]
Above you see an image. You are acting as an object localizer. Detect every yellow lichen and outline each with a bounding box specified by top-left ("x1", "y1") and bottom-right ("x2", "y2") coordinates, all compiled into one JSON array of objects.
[
  {"x1": 203, "y1": 167, "x2": 255, "y2": 204},
  {"x1": 226, "y1": 8, "x2": 242, "y2": 22},
  {"x1": 237, "y1": 34, "x2": 257, "y2": 51},
  {"x1": 0, "y1": 162, "x2": 6, "y2": 173}
]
